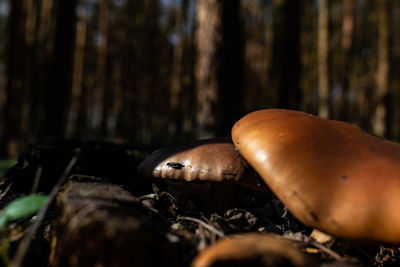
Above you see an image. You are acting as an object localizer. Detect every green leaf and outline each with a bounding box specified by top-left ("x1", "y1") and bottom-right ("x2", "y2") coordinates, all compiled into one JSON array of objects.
[{"x1": 0, "y1": 194, "x2": 48, "y2": 230}]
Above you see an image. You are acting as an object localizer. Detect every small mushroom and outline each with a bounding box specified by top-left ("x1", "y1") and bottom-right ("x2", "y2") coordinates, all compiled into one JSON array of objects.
[
  {"x1": 138, "y1": 138, "x2": 267, "y2": 191},
  {"x1": 232, "y1": 109, "x2": 400, "y2": 243},
  {"x1": 191, "y1": 233, "x2": 315, "y2": 267}
]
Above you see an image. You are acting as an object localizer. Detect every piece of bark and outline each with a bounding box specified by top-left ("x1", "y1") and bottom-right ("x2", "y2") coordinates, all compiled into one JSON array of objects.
[{"x1": 49, "y1": 181, "x2": 183, "y2": 267}]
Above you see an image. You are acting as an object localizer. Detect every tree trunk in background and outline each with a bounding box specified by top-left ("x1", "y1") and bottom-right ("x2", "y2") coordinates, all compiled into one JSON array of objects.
[
  {"x1": 97, "y1": 0, "x2": 109, "y2": 137},
  {"x1": 216, "y1": 0, "x2": 243, "y2": 136},
  {"x1": 169, "y1": 0, "x2": 188, "y2": 140},
  {"x1": 195, "y1": 0, "x2": 221, "y2": 139},
  {"x1": 43, "y1": 0, "x2": 77, "y2": 137},
  {"x1": 68, "y1": 6, "x2": 87, "y2": 137},
  {"x1": 271, "y1": 0, "x2": 301, "y2": 109},
  {"x1": 77, "y1": 80, "x2": 89, "y2": 139},
  {"x1": 107, "y1": 62, "x2": 122, "y2": 139},
  {"x1": 318, "y1": 0, "x2": 329, "y2": 118},
  {"x1": 372, "y1": 0, "x2": 389, "y2": 137},
  {"x1": 180, "y1": 2, "x2": 197, "y2": 140},
  {"x1": 21, "y1": 0, "x2": 36, "y2": 142},
  {"x1": 37, "y1": 0, "x2": 54, "y2": 51},
  {"x1": 31, "y1": 0, "x2": 54, "y2": 137},
  {"x1": 336, "y1": 0, "x2": 354, "y2": 121},
  {"x1": 2, "y1": 0, "x2": 28, "y2": 157}
]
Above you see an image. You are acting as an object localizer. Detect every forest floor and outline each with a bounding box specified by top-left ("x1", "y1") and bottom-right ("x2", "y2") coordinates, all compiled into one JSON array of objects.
[{"x1": 0, "y1": 139, "x2": 399, "y2": 267}]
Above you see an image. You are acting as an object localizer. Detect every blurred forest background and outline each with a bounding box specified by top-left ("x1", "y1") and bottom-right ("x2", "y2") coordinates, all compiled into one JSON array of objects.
[{"x1": 0, "y1": 0, "x2": 398, "y2": 158}]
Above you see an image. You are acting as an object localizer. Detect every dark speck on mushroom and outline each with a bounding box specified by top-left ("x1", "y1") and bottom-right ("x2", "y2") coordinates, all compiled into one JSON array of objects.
[
  {"x1": 310, "y1": 212, "x2": 319, "y2": 222},
  {"x1": 167, "y1": 162, "x2": 184, "y2": 169}
]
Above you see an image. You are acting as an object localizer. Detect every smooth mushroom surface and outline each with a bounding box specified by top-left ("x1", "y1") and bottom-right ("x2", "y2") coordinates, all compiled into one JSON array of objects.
[
  {"x1": 138, "y1": 138, "x2": 267, "y2": 191},
  {"x1": 191, "y1": 233, "x2": 315, "y2": 267},
  {"x1": 232, "y1": 109, "x2": 400, "y2": 243}
]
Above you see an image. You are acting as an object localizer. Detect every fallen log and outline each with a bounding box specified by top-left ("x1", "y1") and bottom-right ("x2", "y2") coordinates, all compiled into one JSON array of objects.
[{"x1": 49, "y1": 181, "x2": 183, "y2": 267}]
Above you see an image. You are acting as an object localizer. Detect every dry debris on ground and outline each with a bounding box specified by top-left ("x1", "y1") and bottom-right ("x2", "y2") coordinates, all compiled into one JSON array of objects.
[{"x1": 0, "y1": 139, "x2": 399, "y2": 266}]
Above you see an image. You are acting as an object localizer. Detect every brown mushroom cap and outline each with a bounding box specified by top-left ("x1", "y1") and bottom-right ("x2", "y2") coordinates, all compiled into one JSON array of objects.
[
  {"x1": 191, "y1": 233, "x2": 315, "y2": 267},
  {"x1": 232, "y1": 109, "x2": 400, "y2": 243},
  {"x1": 138, "y1": 138, "x2": 267, "y2": 191}
]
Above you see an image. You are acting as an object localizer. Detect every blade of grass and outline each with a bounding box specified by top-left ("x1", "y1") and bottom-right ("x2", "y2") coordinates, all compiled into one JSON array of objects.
[{"x1": 0, "y1": 194, "x2": 48, "y2": 230}]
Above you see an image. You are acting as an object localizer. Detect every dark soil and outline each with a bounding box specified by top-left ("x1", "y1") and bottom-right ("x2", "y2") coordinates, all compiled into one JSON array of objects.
[{"x1": 1, "y1": 138, "x2": 399, "y2": 266}]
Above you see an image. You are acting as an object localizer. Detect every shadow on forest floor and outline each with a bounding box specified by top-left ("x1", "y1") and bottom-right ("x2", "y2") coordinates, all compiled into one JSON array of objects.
[{"x1": 0, "y1": 139, "x2": 398, "y2": 267}]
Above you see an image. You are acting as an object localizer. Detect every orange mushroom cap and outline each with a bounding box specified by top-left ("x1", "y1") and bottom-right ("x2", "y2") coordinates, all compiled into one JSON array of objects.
[
  {"x1": 138, "y1": 138, "x2": 267, "y2": 191},
  {"x1": 191, "y1": 233, "x2": 314, "y2": 267},
  {"x1": 232, "y1": 109, "x2": 400, "y2": 243}
]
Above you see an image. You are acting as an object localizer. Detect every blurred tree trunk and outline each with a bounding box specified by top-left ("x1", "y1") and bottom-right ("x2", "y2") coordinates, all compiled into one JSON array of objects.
[
  {"x1": 318, "y1": 0, "x2": 329, "y2": 118},
  {"x1": 180, "y1": 2, "x2": 197, "y2": 140},
  {"x1": 195, "y1": 0, "x2": 221, "y2": 139},
  {"x1": 107, "y1": 62, "x2": 122, "y2": 138},
  {"x1": 31, "y1": 0, "x2": 54, "y2": 136},
  {"x1": 2, "y1": 0, "x2": 28, "y2": 157},
  {"x1": 372, "y1": 0, "x2": 389, "y2": 137},
  {"x1": 216, "y1": 0, "x2": 243, "y2": 136},
  {"x1": 299, "y1": 1, "x2": 318, "y2": 114},
  {"x1": 77, "y1": 80, "x2": 89, "y2": 139},
  {"x1": 43, "y1": 0, "x2": 77, "y2": 137},
  {"x1": 336, "y1": 0, "x2": 354, "y2": 121},
  {"x1": 97, "y1": 0, "x2": 109, "y2": 137},
  {"x1": 21, "y1": 0, "x2": 37, "y2": 142},
  {"x1": 195, "y1": 0, "x2": 243, "y2": 138},
  {"x1": 101, "y1": 59, "x2": 116, "y2": 139},
  {"x1": 271, "y1": 0, "x2": 301, "y2": 109},
  {"x1": 241, "y1": 1, "x2": 273, "y2": 111},
  {"x1": 68, "y1": 6, "x2": 87, "y2": 137},
  {"x1": 357, "y1": 1, "x2": 373, "y2": 132},
  {"x1": 169, "y1": 0, "x2": 188, "y2": 139}
]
